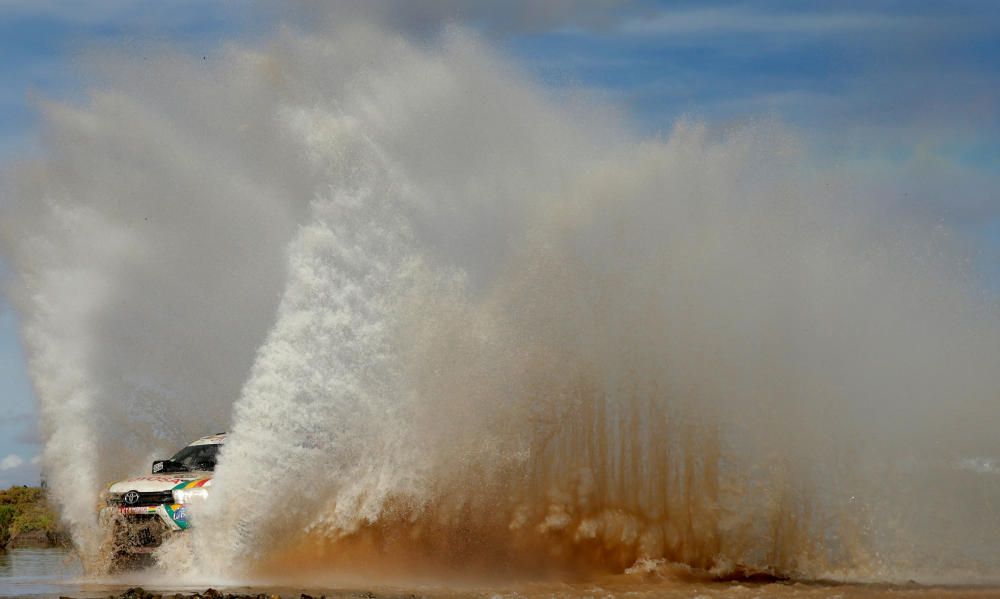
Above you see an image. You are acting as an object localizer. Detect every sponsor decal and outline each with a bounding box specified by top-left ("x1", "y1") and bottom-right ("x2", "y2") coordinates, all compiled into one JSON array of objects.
[
  {"x1": 130, "y1": 476, "x2": 184, "y2": 483},
  {"x1": 163, "y1": 503, "x2": 190, "y2": 530},
  {"x1": 172, "y1": 478, "x2": 210, "y2": 490},
  {"x1": 118, "y1": 506, "x2": 159, "y2": 514}
]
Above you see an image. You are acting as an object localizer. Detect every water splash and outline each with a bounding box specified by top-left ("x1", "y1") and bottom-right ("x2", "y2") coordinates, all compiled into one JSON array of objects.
[
  {"x1": 3, "y1": 17, "x2": 1000, "y2": 585},
  {"x1": 193, "y1": 24, "x2": 1000, "y2": 583}
]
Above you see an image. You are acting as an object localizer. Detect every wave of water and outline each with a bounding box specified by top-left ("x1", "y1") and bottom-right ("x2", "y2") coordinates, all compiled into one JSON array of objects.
[{"x1": 3, "y1": 17, "x2": 1000, "y2": 585}]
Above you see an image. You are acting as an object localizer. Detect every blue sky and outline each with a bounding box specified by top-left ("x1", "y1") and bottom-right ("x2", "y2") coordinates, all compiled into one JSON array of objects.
[{"x1": 1, "y1": 1, "x2": 998, "y2": 486}]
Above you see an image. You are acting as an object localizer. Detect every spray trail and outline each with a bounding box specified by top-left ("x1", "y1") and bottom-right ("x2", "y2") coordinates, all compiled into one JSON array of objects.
[
  {"x1": 0, "y1": 33, "x2": 318, "y2": 557},
  {"x1": 2, "y1": 16, "x2": 999, "y2": 584},
  {"x1": 196, "y1": 24, "x2": 1000, "y2": 583}
]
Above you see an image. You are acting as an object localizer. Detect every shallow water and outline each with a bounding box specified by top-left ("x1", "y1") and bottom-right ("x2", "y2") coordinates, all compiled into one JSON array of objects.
[
  {"x1": 2, "y1": 549, "x2": 1000, "y2": 599},
  {"x1": 0, "y1": 548, "x2": 82, "y2": 597}
]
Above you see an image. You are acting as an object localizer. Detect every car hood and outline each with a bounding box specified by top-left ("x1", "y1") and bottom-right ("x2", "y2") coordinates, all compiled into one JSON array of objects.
[{"x1": 108, "y1": 472, "x2": 212, "y2": 494}]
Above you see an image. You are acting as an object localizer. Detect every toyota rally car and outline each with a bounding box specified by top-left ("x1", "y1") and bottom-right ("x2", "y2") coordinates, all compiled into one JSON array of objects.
[{"x1": 99, "y1": 433, "x2": 224, "y2": 557}]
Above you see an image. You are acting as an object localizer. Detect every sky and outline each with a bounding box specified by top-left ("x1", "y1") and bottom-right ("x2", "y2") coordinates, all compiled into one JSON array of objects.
[{"x1": 1, "y1": 0, "x2": 998, "y2": 486}]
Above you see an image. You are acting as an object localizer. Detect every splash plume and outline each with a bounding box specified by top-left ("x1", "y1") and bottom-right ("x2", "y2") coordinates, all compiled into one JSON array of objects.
[{"x1": 2, "y1": 16, "x2": 999, "y2": 584}]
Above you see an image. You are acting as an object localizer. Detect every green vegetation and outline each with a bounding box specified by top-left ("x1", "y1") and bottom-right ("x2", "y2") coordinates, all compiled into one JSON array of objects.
[{"x1": 0, "y1": 485, "x2": 61, "y2": 548}]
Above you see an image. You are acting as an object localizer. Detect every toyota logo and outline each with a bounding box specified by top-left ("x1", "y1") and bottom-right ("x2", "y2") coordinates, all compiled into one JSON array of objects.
[{"x1": 123, "y1": 490, "x2": 140, "y2": 505}]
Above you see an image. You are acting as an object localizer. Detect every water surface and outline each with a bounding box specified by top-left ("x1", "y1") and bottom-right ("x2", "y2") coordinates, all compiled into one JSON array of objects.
[
  {"x1": 4, "y1": 548, "x2": 1000, "y2": 598},
  {"x1": 0, "y1": 548, "x2": 82, "y2": 597}
]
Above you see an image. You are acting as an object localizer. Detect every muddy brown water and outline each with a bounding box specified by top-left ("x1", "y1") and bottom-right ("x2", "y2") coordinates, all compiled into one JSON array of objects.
[{"x1": 3, "y1": 549, "x2": 1000, "y2": 598}]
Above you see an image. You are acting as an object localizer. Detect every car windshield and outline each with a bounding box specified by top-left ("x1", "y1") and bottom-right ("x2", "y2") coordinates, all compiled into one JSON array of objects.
[{"x1": 168, "y1": 443, "x2": 221, "y2": 472}]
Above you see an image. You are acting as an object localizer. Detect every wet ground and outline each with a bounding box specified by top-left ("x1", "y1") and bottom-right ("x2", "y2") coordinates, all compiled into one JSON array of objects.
[
  {"x1": 44, "y1": 583, "x2": 1000, "y2": 599},
  {"x1": 4, "y1": 549, "x2": 1000, "y2": 598}
]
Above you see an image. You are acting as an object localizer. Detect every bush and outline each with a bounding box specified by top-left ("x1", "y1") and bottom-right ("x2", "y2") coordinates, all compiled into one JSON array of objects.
[
  {"x1": 0, "y1": 486, "x2": 42, "y2": 505},
  {"x1": 0, "y1": 504, "x2": 15, "y2": 546},
  {"x1": 0, "y1": 486, "x2": 59, "y2": 547}
]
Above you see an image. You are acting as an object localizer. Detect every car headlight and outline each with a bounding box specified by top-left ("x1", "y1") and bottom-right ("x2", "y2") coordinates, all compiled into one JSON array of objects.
[{"x1": 172, "y1": 487, "x2": 209, "y2": 504}]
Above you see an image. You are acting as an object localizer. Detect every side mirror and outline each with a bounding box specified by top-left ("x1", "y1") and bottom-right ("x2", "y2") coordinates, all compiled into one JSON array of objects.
[{"x1": 152, "y1": 459, "x2": 178, "y2": 474}]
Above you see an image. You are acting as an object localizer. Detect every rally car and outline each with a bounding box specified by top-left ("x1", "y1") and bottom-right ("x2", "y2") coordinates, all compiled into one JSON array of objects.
[{"x1": 99, "y1": 433, "x2": 224, "y2": 557}]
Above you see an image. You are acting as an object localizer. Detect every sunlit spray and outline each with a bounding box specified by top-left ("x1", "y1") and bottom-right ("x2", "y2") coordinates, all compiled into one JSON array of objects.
[{"x1": 2, "y1": 17, "x2": 1000, "y2": 584}]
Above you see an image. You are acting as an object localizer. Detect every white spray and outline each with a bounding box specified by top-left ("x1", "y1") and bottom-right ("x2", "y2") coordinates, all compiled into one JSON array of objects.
[{"x1": 2, "y1": 17, "x2": 999, "y2": 584}]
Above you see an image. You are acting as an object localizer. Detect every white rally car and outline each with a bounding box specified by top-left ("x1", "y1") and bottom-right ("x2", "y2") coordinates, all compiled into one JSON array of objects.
[{"x1": 99, "y1": 433, "x2": 224, "y2": 555}]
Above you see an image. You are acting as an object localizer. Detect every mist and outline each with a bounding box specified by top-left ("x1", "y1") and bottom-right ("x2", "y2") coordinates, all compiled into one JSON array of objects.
[{"x1": 2, "y1": 13, "x2": 999, "y2": 585}]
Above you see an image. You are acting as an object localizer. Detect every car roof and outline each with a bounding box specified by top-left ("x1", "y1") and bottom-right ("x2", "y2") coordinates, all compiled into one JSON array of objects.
[{"x1": 188, "y1": 433, "x2": 227, "y2": 446}]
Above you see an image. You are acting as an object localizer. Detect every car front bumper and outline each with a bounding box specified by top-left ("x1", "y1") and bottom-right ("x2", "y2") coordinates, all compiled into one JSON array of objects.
[{"x1": 100, "y1": 502, "x2": 191, "y2": 532}]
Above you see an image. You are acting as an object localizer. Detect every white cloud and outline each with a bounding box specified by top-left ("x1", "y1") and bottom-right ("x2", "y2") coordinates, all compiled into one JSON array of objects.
[
  {"x1": 0, "y1": 453, "x2": 24, "y2": 470},
  {"x1": 0, "y1": 453, "x2": 41, "y2": 485}
]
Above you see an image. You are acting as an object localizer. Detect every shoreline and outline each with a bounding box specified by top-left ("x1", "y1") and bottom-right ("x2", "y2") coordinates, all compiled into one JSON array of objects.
[{"x1": 0, "y1": 486, "x2": 67, "y2": 550}]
